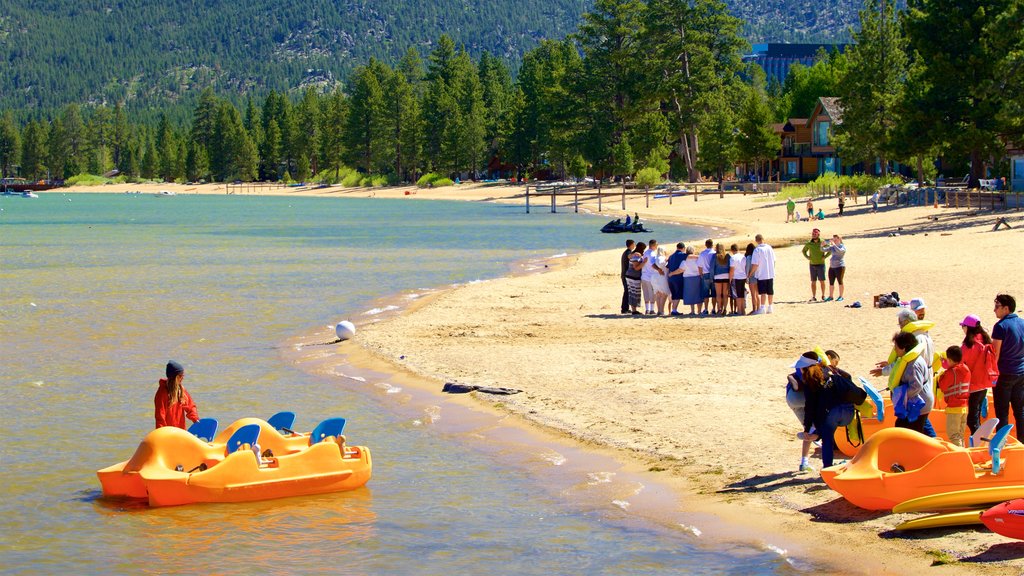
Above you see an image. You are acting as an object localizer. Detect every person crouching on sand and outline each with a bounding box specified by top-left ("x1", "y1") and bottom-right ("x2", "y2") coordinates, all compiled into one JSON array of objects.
[{"x1": 155, "y1": 360, "x2": 200, "y2": 430}]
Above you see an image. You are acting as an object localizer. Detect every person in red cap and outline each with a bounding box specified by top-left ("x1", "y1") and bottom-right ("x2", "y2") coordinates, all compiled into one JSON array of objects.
[
  {"x1": 960, "y1": 314, "x2": 998, "y2": 434},
  {"x1": 154, "y1": 360, "x2": 200, "y2": 429}
]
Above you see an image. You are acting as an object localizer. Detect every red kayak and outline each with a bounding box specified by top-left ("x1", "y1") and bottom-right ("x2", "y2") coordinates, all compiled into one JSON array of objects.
[{"x1": 982, "y1": 500, "x2": 1024, "y2": 540}]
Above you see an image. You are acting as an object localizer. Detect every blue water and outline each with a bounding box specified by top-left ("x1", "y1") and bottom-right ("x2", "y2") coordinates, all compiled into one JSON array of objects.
[{"x1": 0, "y1": 193, "x2": 797, "y2": 574}]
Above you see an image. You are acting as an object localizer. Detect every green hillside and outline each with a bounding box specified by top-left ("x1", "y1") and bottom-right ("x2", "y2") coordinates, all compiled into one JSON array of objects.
[{"x1": 0, "y1": 0, "x2": 866, "y2": 114}]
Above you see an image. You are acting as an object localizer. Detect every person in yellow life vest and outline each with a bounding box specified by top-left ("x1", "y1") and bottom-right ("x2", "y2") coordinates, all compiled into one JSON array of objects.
[
  {"x1": 881, "y1": 331, "x2": 934, "y2": 434},
  {"x1": 870, "y1": 309, "x2": 937, "y2": 437}
]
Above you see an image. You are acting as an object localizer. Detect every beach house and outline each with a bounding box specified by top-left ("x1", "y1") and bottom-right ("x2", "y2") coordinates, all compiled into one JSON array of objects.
[{"x1": 1011, "y1": 148, "x2": 1024, "y2": 191}]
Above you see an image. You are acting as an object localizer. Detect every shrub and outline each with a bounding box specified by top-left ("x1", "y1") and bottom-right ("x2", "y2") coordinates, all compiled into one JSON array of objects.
[
  {"x1": 634, "y1": 167, "x2": 663, "y2": 188},
  {"x1": 64, "y1": 173, "x2": 111, "y2": 186},
  {"x1": 341, "y1": 171, "x2": 364, "y2": 187},
  {"x1": 416, "y1": 172, "x2": 455, "y2": 188}
]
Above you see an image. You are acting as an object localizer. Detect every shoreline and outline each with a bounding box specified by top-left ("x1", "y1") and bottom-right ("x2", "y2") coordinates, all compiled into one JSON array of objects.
[{"x1": 63, "y1": 181, "x2": 1024, "y2": 571}]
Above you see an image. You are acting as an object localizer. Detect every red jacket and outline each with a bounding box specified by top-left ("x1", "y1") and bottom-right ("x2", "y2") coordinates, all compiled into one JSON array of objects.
[
  {"x1": 937, "y1": 364, "x2": 971, "y2": 408},
  {"x1": 961, "y1": 334, "x2": 998, "y2": 392},
  {"x1": 154, "y1": 378, "x2": 199, "y2": 429}
]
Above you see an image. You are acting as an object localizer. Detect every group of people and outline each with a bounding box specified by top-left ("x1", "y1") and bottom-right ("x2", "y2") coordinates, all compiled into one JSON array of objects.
[
  {"x1": 620, "y1": 235, "x2": 777, "y2": 317},
  {"x1": 786, "y1": 293, "x2": 1024, "y2": 472},
  {"x1": 801, "y1": 228, "x2": 847, "y2": 302},
  {"x1": 786, "y1": 197, "x2": 839, "y2": 222}
]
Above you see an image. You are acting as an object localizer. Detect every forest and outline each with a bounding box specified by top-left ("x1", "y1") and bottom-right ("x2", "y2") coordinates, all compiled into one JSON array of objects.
[
  {"x1": 0, "y1": 0, "x2": 877, "y2": 115},
  {"x1": 0, "y1": 0, "x2": 1019, "y2": 188}
]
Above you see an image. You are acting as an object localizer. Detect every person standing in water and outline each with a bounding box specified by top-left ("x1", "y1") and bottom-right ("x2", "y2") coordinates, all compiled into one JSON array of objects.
[{"x1": 155, "y1": 360, "x2": 200, "y2": 429}]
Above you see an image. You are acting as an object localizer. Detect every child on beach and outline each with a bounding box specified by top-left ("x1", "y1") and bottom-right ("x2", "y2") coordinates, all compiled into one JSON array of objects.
[
  {"x1": 937, "y1": 346, "x2": 971, "y2": 446},
  {"x1": 155, "y1": 360, "x2": 200, "y2": 430}
]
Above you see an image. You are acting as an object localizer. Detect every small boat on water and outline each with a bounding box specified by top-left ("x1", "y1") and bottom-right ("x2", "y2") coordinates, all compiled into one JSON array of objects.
[
  {"x1": 1, "y1": 178, "x2": 62, "y2": 193},
  {"x1": 600, "y1": 219, "x2": 651, "y2": 234},
  {"x1": 154, "y1": 190, "x2": 176, "y2": 196},
  {"x1": 1, "y1": 189, "x2": 39, "y2": 198},
  {"x1": 97, "y1": 416, "x2": 372, "y2": 506}
]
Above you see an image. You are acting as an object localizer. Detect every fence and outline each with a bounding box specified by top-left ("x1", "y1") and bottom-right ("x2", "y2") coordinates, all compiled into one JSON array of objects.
[{"x1": 523, "y1": 182, "x2": 780, "y2": 213}]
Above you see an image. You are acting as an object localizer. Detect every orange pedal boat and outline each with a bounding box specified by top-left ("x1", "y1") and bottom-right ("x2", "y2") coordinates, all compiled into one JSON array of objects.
[
  {"x1": 98, "y1": 417, "x2": 371, "y2": 506},
  {"x1": 820, "y1": 425, "x2": 1018, "y2": 510},
  {"x1": 833, "y1": 380, "x2": 1006, "y2": 457}
]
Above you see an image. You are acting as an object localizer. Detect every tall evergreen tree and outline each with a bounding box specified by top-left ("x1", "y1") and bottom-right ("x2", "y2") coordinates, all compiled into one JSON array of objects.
[
  {"x1": 0, "y1": 112, "x2": 20, "y2": 178},
  {"x1": 575, "y1": 0, "x2": 647, "y2": 179},
  {"x1": 644, "y1": 0, "x2": 747, "y2": 182},
  {"x1": 294, "y1": 88, "x2": 321, "y2": 180},
  {"x1": 20, "y1": 120, "x2": 47, "y2": 180},
  {"x1": 834, "y1": 0, "x2": 907, "y2": 175},
  {"x1": 111, "y1": 102, "x2": 129, "y2": 172},
  {"x1": 697, "y1": 102, "x2": 739, "y2": 190},
  {"x1": 156, "y1": 113, "x2": 176, "y2": 181},
  {"x1": 903, "y1": 0, "x2": 1013, "y2": 185},
  {"x1": 319, "y1": 91, "x2": 349, "y2": 180},
  {"x1": 737, "y1": 69, "x2": 780, "y2": 180},
  {"x1": 343, "y1": 60, "x2": 389, "y2": 175}
]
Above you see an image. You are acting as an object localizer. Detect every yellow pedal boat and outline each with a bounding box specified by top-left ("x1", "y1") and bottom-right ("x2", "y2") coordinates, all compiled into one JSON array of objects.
[
  {"x1": 97, "y1": 417, "x2": 371, "y2": 506},
  {"x1": 821, "y1": 425, "x2": 1017, "y2": 510}
]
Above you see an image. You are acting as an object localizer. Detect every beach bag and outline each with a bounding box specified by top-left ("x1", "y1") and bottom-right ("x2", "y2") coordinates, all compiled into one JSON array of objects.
[
  {"x1": 892, "y1": 383, "x2": 925, "y2": 421},
  {"x1": 985, "y1": 345, "x2": 1000, "y2": 384},
  {"x1": 831, "y1": 372, "x2": 868, "y2": 406}
]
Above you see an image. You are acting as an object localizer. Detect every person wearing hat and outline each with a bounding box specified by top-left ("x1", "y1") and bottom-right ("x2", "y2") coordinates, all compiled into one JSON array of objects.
[
  {"x1": 787, "y1": 352, "x2": 820, "y2": 472},
  {"x1": 801, "y1": 228, "x2": 827, "y2": 302},
  {"x1": 870, "y1": 308, "x2": 937, "y2": 437},
  {"x1": 154, "y1": 360, "x2": 200, "y2": 430},
  {"x1": 959, "y1": 314, "x2": 997, "y2": 434},
  {"x1": 910, "y1": 297, "x2": 927, "y2": 320}
]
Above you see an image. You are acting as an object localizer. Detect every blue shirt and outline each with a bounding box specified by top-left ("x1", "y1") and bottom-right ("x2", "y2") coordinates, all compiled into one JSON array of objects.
[
  {"x1": 667, "y1": 250, "x2": 686, "y2": 273},
  {"x1": 993, "y1": 313, "x2": 1024, "y2": 376}
]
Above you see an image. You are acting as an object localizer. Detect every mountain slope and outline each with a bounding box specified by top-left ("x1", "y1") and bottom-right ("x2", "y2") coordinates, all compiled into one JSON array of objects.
[{"x1": 0, "y1": 0, "x2": 868, "y2": 113}]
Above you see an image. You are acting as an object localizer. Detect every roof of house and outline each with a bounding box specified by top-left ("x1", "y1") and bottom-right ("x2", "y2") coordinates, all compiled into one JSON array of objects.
[{"x1": 817, "y1": 97, "x2": 843, "y2": 124}]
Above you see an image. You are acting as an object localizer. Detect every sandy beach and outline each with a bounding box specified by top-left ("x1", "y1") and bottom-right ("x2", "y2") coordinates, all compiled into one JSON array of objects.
[{"x1": 61, "y1": 181, "x2": 1024, "y2": 572}]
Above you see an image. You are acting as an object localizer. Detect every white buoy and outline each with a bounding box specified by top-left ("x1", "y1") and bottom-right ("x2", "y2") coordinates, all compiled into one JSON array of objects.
[{"x1": 335, "y1": 321, "x2": 356, "y2": 341}]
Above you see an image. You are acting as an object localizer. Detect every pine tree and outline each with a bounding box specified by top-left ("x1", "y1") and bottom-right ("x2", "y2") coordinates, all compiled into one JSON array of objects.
[
  {"x1": 575, "y1": 0, "x2": 648, "y2": 178},
  {"x1": 20, "y1": 120, "x2": 47, "y2": 180},
  {"x1": 60, "y1": 104, "x2": 85, "y2": 177},
  {"x1": 644, "y1": 0, "x2": 747, "y2": 182},
  {"x1": 318, "y1": 91, "x2": 349, "y2": 180},
  {"x1": 737, "y1": 69, "x2": 780, "y2": 180},
  {"x1": 0, "y1": 112, "x2": 20, "y2": 178},
  {"x1": 294, "y1": 88, "x2": 321, "y2": 180},
  {"x1": 156, "y1": 113, "x2": 176, "y2": 181},
  {"x1": 112, "y1": 102, "x2": 129, "y2": 170},
  {"x1": 697, "y1": 103, "x2": 739, "y2": 190},
  {"x1": 141, "y1": 132, "x2": 158, "y2": 179},
  {"x1": 904, "y1": 0, "x2": 1018, "y2": 185},
  {"x1": 833, "y1": 0, "x2": 907, "y2": 175},
  {"x1": 343, "y1": 60, "x2": 388, "y2": 175}
]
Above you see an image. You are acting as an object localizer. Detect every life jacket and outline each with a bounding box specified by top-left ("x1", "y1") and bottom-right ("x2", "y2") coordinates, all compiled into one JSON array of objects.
[
  {"x1": 885, "y1": 320, "x2": 937, "y2": 386},
  {"x1": 887, "y1": 341, "x2": 925, "y2": 391}
]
